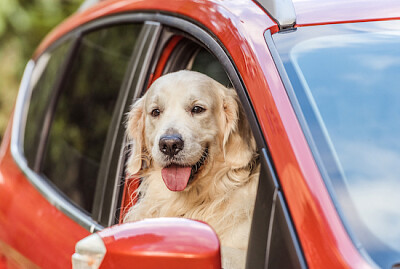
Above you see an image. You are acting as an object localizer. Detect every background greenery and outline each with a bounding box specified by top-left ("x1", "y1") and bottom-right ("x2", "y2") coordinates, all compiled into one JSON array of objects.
[{"x1": 0, "y1": 0, "x2": 83, "y2": 139}]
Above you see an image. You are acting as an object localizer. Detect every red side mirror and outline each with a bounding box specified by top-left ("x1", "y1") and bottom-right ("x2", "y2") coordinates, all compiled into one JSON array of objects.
[{"x1": 72, "y1": 218, "x2": 221, "y2": 269}]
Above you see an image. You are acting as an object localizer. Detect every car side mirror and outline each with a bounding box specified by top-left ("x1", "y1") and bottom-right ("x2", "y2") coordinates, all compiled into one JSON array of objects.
[{"x1": 72, "y1": 218, "x2": 222, "y2": 269}]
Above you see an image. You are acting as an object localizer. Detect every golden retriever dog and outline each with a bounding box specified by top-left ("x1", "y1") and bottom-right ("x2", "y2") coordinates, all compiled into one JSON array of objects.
[{"x1": 124, "y1": 70, "x2": 259, "y2": 268}]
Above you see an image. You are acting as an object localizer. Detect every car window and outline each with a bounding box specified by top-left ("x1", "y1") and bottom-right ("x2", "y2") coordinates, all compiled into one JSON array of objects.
[
  {"x1": 273, "y1": 20, "x2": 400, "y2": 268},
  {"x1": 25, "y1": 23, "x2": 143, "y2": 215},
  {"x1": 119, "y1": 40, "x2": 233, "y2": 221},
  {"x1": 119, "y1": 40, "x2": 234, "y2": 222},
  {"x1": 24, "y1": 41, "x2": 72, "y2": 169}
]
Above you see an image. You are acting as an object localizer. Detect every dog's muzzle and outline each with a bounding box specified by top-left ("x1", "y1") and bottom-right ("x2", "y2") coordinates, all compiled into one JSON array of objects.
[{"x1": 159, "y1": 134, "x2": 184, "y2": 157}]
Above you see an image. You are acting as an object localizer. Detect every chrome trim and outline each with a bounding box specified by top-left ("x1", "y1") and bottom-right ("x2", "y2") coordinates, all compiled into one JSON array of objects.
[
  {"x1": 11, "y1": 60, "x2": 103, "y2": 233},
  {"x1": 257, "y1": 0, "x2": 296, "y2": 29},
  {"x1": 12, "y1": 60, "x2": 34, "y2": 151}
]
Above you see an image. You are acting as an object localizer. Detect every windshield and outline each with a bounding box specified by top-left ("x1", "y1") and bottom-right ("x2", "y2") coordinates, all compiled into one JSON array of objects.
[{"x1": 273, "y1": 20, "x2": 400, "y2": 268}]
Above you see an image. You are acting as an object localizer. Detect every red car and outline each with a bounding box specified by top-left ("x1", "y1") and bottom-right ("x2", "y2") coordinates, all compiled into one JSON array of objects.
[{"x1": 1, "y1": 0, "x2": 400, "y2": 268}]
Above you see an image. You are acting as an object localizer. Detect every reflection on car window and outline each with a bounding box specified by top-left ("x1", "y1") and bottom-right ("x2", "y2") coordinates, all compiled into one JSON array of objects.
[
  {"x1": 38, "y1": 24, "x2": 142, "y2": 214},
  {"x1": 274, "y1": 20, "x2": 400, "y2": 268},
  {"x1": 24, "y1": 41, "x2": 72, "y2": 168}
]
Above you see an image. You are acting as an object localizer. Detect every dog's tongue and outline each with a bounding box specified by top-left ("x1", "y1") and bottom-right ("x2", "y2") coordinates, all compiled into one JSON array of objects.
[{"x1": 161, "y1": 165, "x2": 192, "y2": 192}]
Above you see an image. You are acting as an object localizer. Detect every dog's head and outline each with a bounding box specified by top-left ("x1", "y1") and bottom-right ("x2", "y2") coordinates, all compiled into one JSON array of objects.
[{"x1": 126, "y1": 70, "x2": 256, "y2": 192}]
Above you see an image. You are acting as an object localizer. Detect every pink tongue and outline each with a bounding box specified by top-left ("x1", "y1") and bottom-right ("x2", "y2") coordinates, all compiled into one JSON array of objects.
[{"x1": 161, "y1": 165, "x2": 192, "y2": 192}]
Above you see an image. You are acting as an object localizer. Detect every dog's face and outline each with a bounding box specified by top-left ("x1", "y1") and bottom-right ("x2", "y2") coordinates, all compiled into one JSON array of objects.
[
  {"x1": 144, "y1": 73, "x2": 220, "y2": 167},
  {"x1": 127, "y1": 70, "x2": 255, "y2": 192}
]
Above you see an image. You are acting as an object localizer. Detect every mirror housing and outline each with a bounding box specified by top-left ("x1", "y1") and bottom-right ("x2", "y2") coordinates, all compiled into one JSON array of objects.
[{"x1": 72, "y1": 218, "x2": 221, "y2": 269}]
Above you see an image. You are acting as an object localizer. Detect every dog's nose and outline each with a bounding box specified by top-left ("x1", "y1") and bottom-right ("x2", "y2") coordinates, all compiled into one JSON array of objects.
[{"x1": 159, "y1": 135, "x2": 184, "y2": 157}]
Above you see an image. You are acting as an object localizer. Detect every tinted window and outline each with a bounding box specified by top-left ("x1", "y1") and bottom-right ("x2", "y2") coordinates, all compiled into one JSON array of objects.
[
  {"x1": 24, "y1": 41, "x2": 72, "y2": 168},
  {"x1": 39, "y1": 24, "x2": 142, "y2": 214}
]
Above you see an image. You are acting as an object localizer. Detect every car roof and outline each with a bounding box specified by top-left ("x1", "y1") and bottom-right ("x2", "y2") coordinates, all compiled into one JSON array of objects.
[
  {"x1": 80, "y1": 0, "x2": 400, "y2": 28},
  {"x1": 36, "y1": 0, "x2": 400, "y2": 58},
  {"x1": 293, "y1": 0, "x2": 400, "y2": 27}
]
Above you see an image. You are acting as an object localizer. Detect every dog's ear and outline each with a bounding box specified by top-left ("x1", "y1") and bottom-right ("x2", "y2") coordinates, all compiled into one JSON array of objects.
[
  {"x1": 221, "y1": 87, "x2": 239, "y2": 149},
  {"x1": 126, "y1": 97, "x2": 146, "y2": 175},
  {"x1": 220, "y1": 86, "x2": 256, "y2": 169}
]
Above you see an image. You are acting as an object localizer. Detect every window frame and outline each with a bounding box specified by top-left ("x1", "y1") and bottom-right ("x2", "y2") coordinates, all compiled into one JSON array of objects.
[{"x1": 11, "y1": 14, "x2": 162, "y2": 232}]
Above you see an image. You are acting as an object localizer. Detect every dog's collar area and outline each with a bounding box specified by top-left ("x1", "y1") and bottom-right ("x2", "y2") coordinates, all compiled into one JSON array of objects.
[{"x1": 188, "y1": 147, "x2": 209, "y2": 184}]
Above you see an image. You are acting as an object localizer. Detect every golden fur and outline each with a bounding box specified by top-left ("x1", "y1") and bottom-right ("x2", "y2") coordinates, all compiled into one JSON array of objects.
[{"x1": 124, "y1": 70, "x2": 259, "y2": 268}]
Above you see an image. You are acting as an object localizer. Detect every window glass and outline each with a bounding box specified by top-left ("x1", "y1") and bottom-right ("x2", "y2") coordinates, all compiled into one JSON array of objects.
[
  {"x1": 273, "y1": 20, "x2": 400, "y2": 268},
  {"x1": 24, "y1": 41, "x2": 72, "y2": 168},
  {"x1": 41, "y1": 24, "x2": 142, "y2": 214}
]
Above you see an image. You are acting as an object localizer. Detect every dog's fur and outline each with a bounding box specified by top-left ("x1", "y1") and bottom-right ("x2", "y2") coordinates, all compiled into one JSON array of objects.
[{"x1": 124, "y1": 70, "x2": 259, "y2": 268}]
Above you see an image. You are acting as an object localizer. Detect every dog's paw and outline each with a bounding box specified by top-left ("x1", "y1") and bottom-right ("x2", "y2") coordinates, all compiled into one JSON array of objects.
[{"x1": 221, "y1": 246, "x2": 246, "y2": 269}]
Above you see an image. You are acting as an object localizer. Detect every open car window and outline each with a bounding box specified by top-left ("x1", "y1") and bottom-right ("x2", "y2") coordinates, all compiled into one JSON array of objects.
[{"x1": 119, "y1": 27, "x2": 304, "y2": 268}]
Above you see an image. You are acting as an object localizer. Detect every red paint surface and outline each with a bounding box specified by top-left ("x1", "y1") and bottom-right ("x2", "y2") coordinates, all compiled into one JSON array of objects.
[
  {"x1": 0, "y1": 120, "x2": 89, "y2": 268},
  {"x1": 99, "y1": 218, "x2": 221, "y2": 269},
  {"x1": 33, "y1": 0, "x2": 278, "y2": 58},
  {"x1": 5, "y1": 0, "x2": 399, "y2": 267}
]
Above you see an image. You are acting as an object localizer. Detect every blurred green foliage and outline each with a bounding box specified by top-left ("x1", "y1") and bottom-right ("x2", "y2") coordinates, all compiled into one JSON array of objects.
[{"x1": 0, "y1": 0, "x2": 82, "y2": 139}]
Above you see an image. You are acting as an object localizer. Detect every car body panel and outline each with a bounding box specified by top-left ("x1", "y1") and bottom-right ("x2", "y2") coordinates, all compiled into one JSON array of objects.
[
  {"x1": 1, "y1": 0, "x2": 397, "y2": 268},
  {"x1": 33, "y1": 0, "x2": 278, "y2": 59},
  {"x1": 0, "y1": 120, "x2": 89, "y2": 268}
]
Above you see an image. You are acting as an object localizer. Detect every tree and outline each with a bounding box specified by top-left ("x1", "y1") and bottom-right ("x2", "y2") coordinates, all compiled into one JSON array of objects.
[{"x1": 0, "y1": 0, "x2": 82, "y2": 139}]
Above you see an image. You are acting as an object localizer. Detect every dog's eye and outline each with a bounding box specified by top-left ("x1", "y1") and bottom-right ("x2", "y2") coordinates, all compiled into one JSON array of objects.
[
  {"x1": 151, "y1": 109, "x2": 161, "y2": 117},
  {"x1": 191, "y1": 106, "x2": 205, "y2": 114}
]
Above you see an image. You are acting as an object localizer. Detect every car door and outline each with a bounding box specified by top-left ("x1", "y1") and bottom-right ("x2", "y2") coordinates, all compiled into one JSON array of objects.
[{"x1": 2, "y1": 17, "x2": 162, "y2": 268}]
